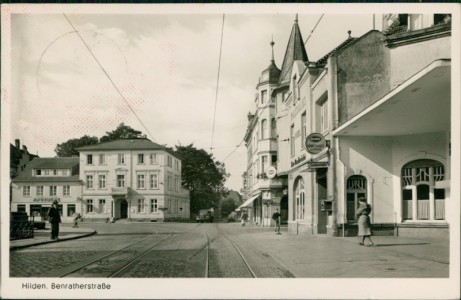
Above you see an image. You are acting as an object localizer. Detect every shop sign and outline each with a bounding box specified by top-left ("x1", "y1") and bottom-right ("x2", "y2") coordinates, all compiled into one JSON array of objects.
[
  {"x1": 291, "y1": 154, "x2": 306, "y2": 167},
  {"x1": 33, "y1": 198, "x2": 60, "y2": 203},
  {"x1": 305, "y1": 133, "x2": 327, "y2": 154},
  {"x1": 307, "y1": 161, "x2": 329, "y2": 169},
  {"x1": 266, "y1": 166, "x2": 277, "y2": 179}
]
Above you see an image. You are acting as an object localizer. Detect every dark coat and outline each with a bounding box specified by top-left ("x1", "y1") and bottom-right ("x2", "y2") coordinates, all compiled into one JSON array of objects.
[{"x1": 48, "y1": 206, "x2": 61, "y2": 224}]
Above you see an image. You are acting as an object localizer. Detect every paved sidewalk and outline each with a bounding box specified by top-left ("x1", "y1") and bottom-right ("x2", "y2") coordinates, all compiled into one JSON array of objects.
[
  {"x1": 236, "y1": 225, "x2": 450, "y2": 278},
  {"x1": 9, "y1": 224, "x2": 96, "y2": 251}
]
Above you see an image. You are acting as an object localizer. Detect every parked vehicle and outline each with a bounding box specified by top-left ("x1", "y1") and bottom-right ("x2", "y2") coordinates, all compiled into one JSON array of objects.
[{"x1": 196, "y1": 209, "x2": 214, "y2": 223}]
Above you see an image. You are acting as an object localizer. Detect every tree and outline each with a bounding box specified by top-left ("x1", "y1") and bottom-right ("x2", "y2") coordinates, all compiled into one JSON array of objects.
[
  {"x1": 100, "y1": 123, "x2": 143, "y2": 142},
  {"x1": 54, "y1": 135, "x2": 99, "y2": 157},
  {"x1": 54, "y1": 123, "x2": 144, "y2": 157},
  {"x1": 175, "y1": 144, "x2": 229, "y2": 214},
  {"x1": 221, "y1": 198, "x2": 238, "y2": 217}
]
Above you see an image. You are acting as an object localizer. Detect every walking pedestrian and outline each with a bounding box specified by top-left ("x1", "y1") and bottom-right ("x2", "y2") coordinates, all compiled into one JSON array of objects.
[
  {"x1": 48, "y1": 200, "x2": 62, "y2": 240},
  {"x1": 356, "y1": 197, "x2": 374, "y2": 246},
  {"x1": 241, "y1": 210, "x2": 248, "y2": 227},
  {"x1": 272, "y1": 208, "x2": 281, "y2": 235}
]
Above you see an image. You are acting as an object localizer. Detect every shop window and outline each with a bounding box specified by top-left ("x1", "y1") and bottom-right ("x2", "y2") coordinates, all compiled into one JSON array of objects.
[
  {"x1": 17, "y1": 204, "x2": 26, "y2": 213},
  {"x1": 67, "y1": 204, "x2": 76, "y2": 217},
  {"x1": 294, "y1": 177, "x2": 305, "y2": 220},
  {"x1": 87, "y1": 199, "x2": 93, "y2": 213},
  {"x1": 346, "y1": 175, "x2": 367, "y2": 222},
  {"x1": 401, "y1": 159, "x2": 445, "y2": 221}
]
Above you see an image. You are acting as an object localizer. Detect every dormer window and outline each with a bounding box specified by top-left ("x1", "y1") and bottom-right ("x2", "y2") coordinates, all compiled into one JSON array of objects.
[{"x1": 35, "y1": 169, "x2": 41, "y2": 176}]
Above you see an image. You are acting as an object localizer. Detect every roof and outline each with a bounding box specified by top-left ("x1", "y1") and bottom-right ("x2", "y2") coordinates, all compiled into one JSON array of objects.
[
  {"x1": 315, "y1": 36, "x2": 358, "y2": 66},
  {"x1": 259, "y1": 60, "x2": 281, "y2": 85},
  {"x1": 278, "y1": 17, "x2": 309, "y2": 85},
  {"x1": 12, "y1": 157, "x2": 81, "y2": 183},
  {"x1": 77, "y1": 138, "x2": 181, "y2": 159}
]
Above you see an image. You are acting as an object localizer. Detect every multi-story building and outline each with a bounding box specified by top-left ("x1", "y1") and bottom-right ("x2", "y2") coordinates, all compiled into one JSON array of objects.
[
  {"x1": 11, "y1": 157, "x2": 82, "y2": 223},
  {"x1": 10, "y1": 139, "x2": 38, "y2": 179},
  {"x1": 249, "y1": 13, "x2": 452, "y2": 238},
  {"x1": 242, "y1": 36, "x2": 288, "y2": 226},
  {"x1": 77, "y1": 138, "x2": 190, "y2": 222}
]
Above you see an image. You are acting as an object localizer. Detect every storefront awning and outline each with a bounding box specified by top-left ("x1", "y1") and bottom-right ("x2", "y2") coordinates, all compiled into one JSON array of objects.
[
  {"x1": 235, "y1": 193, "x2": 260, "y2": 211},
  {"x1": 333, "y1": 59, "x2": 450, "y2": 137}
]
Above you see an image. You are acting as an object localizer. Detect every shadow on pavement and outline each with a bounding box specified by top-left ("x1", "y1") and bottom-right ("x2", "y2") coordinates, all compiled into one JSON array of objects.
[{"x1": 374, "y1": 243, "x2": 430, "y2": 247}]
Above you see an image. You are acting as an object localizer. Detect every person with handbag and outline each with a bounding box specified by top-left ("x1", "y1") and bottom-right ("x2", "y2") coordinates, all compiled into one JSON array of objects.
[{"x1": 356, "y1": 197, "x2": 374, "y2": 246}]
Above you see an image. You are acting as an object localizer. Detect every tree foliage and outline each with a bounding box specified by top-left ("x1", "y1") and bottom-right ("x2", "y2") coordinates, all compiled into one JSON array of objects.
[
  {"x1": 54, "y1": 135, "x2": 99, "y2": 157},
  {"x1": 175, "y1": 144, "x2": 229, "y2": 214},
  {"x1": 54, "y1": 123, "x2": 143, "y2": 157},
  {"x1": 100, "y1": 123, "x2": 143, "y2": 142},
  {"x1": 221, "y1": 198, "x2": 238, "y2": 217}
]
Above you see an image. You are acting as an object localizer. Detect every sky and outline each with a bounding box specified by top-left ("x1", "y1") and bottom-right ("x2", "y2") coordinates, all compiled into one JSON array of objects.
[{"x1": 7, "y1": 5, "x2": 385, "y2": 192}]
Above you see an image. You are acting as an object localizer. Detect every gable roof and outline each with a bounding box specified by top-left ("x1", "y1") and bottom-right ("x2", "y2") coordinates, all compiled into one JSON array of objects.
[
  {"x1": 12, "y1": 157, "x2": 80, "y2": 183},
  {"x1": 278, "y1": 17, "x2": 309, "y2": 85}
]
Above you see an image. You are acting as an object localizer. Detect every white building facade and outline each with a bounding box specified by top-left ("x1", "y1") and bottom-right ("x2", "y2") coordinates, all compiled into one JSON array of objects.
[
  {"x1": 78, "y1": 138, "x2": 190, "y2": 222},
  {"x1": 11, "y1": 157, "x2": 83, "y2": 223}
]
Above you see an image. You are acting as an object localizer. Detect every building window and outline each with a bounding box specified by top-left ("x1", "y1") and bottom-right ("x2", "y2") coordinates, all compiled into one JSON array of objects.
[
  {"x1": 118, "y1": 154, "x2": 125, "y2": 164},
  {"x1": 99, "y1": 199, "x2": 106, "y2": 213},
  {"x1": 35, "y1": 169, "x2": 42, "y2": 176},
  {"x1": 67, "y1": 204, "x2": 76, "y2": 217},
  {"x1": 86, "y1": 175, "x2": 94, "y2": 189},
  {"x1": 150, "y1": 153, "x2": 157, "y2": 164},
  {"x1": 167, "y1": 156, "x2": 173, "y2": 167},
  {"x1": 346, "y1": 175, "x2": 367, "y2": 222},
  {"x1": 320, "y1": 98, "x2": 329, "y2": 133},
  {"x1": 271, "y1": 155, "x2": 278, "y2": 167},
  {"x1": 175, "y1": 160, "x2": 179, "y2": 171},
  {"x1": 99, "y1": 174, "x2": 106, "y2": 189},
  {"x1": 63, "y1": 185, "x2": 71, "y2": 196},
  {"x1": 36, "y1": 186, "x2": 44, "y2": 196},
  {"x1": 87, "y1": 199, "x2": 93, "y2": 213},
  {"x1": 53, "y1": 169, "x2": 58, "y2": 175},
  {"x1": 301, "y1": 112, "x2": 307, "y2": 149},
  {"x1": 151, "y1": 199, "x2": 158, "y2": 213},
  {"x1": 23, "y1": 186, "x2": 31, "y2": 197},
  {"x1": 401, "y1": 159, "x2": 445, "y2": 221},
  {"x1": 117, "y1": 175, "x2": 125, "y2": 188},
  {"x1": 99, "y1": 154, "x2": 106, "y2": 165},
  {"x1": 261, "y1": 90, "x2": 267, "y2": 105},
  {"x1": 261, "y1": 119, "x2": 268, "y2": 140},
  {"x1": 271, "y1": 118, "x2": 277, "y2": 138},
  {"x1": 295, "y1": 177, "x2": 305, "y2": 220},
  {"x1": 18, "y1": 204, "x2": 26, "y2": 213},
  {"x1": 137, "y1": 199, "x2": 145, "y2": 213},
  {"x1": 62, "y1": 170, "x2": 68, "y2": 176},
  {"x1": 261, "y1": 156, "x2": 268, "y2": 175},
  {"x1": 137, "y1": 174, "x2": 145, "y2": 189},
  {"x1": 175, "y1": 178, "x2": 180, "y2": 192},
  {"x1": 50, "y1": 186, "x2": 57, "y2": 196},
  {"x1": 168, "y1": 176, "x2": 173, "y2": 191},
  {"x1": 138, "y1": 154, "x2": 144, "y2": 164},
  {"x1": 87, "y1": 154, "x2": 93, "y2": 165},
  {"x1": 290, "y1": 125, "x2": 295, "y2": 156},
  {"x1": 45, "y1": 170, "x2": 49, "y2": 175},
  {"x1": 150, "y1": 174, "x2": 158, "y2": 189}
]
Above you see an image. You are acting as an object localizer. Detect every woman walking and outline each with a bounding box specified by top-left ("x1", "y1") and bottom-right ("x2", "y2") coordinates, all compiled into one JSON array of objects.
[{"x1": 356, "y1": 197, "x2": 374, "y2": 246}]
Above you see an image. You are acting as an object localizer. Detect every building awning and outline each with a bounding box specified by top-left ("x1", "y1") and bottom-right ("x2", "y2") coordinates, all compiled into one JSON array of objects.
[
  {"x1": 235, "y1": 193, "x2": 260, "y2": 211},
  {"x1": 333, "y1": 59, "x2": 450, "y2": 137}
]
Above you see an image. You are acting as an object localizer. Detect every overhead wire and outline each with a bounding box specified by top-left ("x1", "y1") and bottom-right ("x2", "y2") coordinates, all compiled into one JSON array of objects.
[
  {"x1": 210, "y1": 14, "x2": 226, "y2": 153},
  {"x1": 62, "y1": 14, "x2": 157, "y2": 143},
  {"x1": 304, "y1": 14, "x2": 324, "y2": 45}
]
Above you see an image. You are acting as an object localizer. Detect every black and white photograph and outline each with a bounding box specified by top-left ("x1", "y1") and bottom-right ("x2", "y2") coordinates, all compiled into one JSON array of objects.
[{"x1": 1, "y1": 3, "x2": 460, "y2": 300}]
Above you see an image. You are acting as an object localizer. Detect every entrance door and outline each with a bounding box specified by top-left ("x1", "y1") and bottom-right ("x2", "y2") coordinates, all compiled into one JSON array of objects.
[
  {"x1": 120, "y1": 199, "x2": 128, "y2": 219},
  {"x1": 280, "y1": 195, "x2": 288, "y2": 224},
  {"x1": 316, "y1": 169, "x2": 328, "y2": 234}
]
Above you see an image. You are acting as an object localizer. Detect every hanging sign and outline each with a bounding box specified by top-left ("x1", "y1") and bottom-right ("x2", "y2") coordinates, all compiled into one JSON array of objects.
[
  {"x1": 266, "y1": 166, "x2": 277, "y2": 179},
  {"x1": 305, "y1": 133, "x2": 327, "y2": 154}
]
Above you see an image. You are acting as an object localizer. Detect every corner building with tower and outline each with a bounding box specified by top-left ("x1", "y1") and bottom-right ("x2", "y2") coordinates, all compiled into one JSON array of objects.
[{"x1": 243, "y1": 14, "x2": 453, "y2": 238}]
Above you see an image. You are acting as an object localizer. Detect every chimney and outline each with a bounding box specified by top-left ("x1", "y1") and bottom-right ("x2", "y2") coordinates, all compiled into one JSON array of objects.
[
  {"x1": 22, "y1": 145, "x2": 28, "y2": 153},
  {"x1": 15, "y1": 139, "x2": 20, "y2": 149}
]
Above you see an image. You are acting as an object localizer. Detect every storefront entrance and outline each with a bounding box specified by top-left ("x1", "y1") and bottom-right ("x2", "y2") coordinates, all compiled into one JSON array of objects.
[
  {"x1": 120, "y1": 199, "x2": 128, "y2": 219},
  {"x1": 280, "y1": 195, "x2": 288, "y2": 224},
  {"x1": 316, "y1": 168, "x2": 328, "y2": 234}
]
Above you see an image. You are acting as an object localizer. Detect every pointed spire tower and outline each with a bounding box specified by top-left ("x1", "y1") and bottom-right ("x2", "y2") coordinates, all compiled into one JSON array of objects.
[{"x1": 278, "y1": 14, "x2": 309, "y2": 85}]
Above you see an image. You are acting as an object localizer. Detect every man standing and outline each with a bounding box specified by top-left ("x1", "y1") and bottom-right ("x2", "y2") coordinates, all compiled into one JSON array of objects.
[
  {"x1": 241, "y1": 210, "x2": 248, "y2": 227},
  {"x1": 272, "y1": 208, "x2": 281, "y2": 235},
  {"x1": 48, "y1": 200, "x2": 62, "y2": 240}
]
